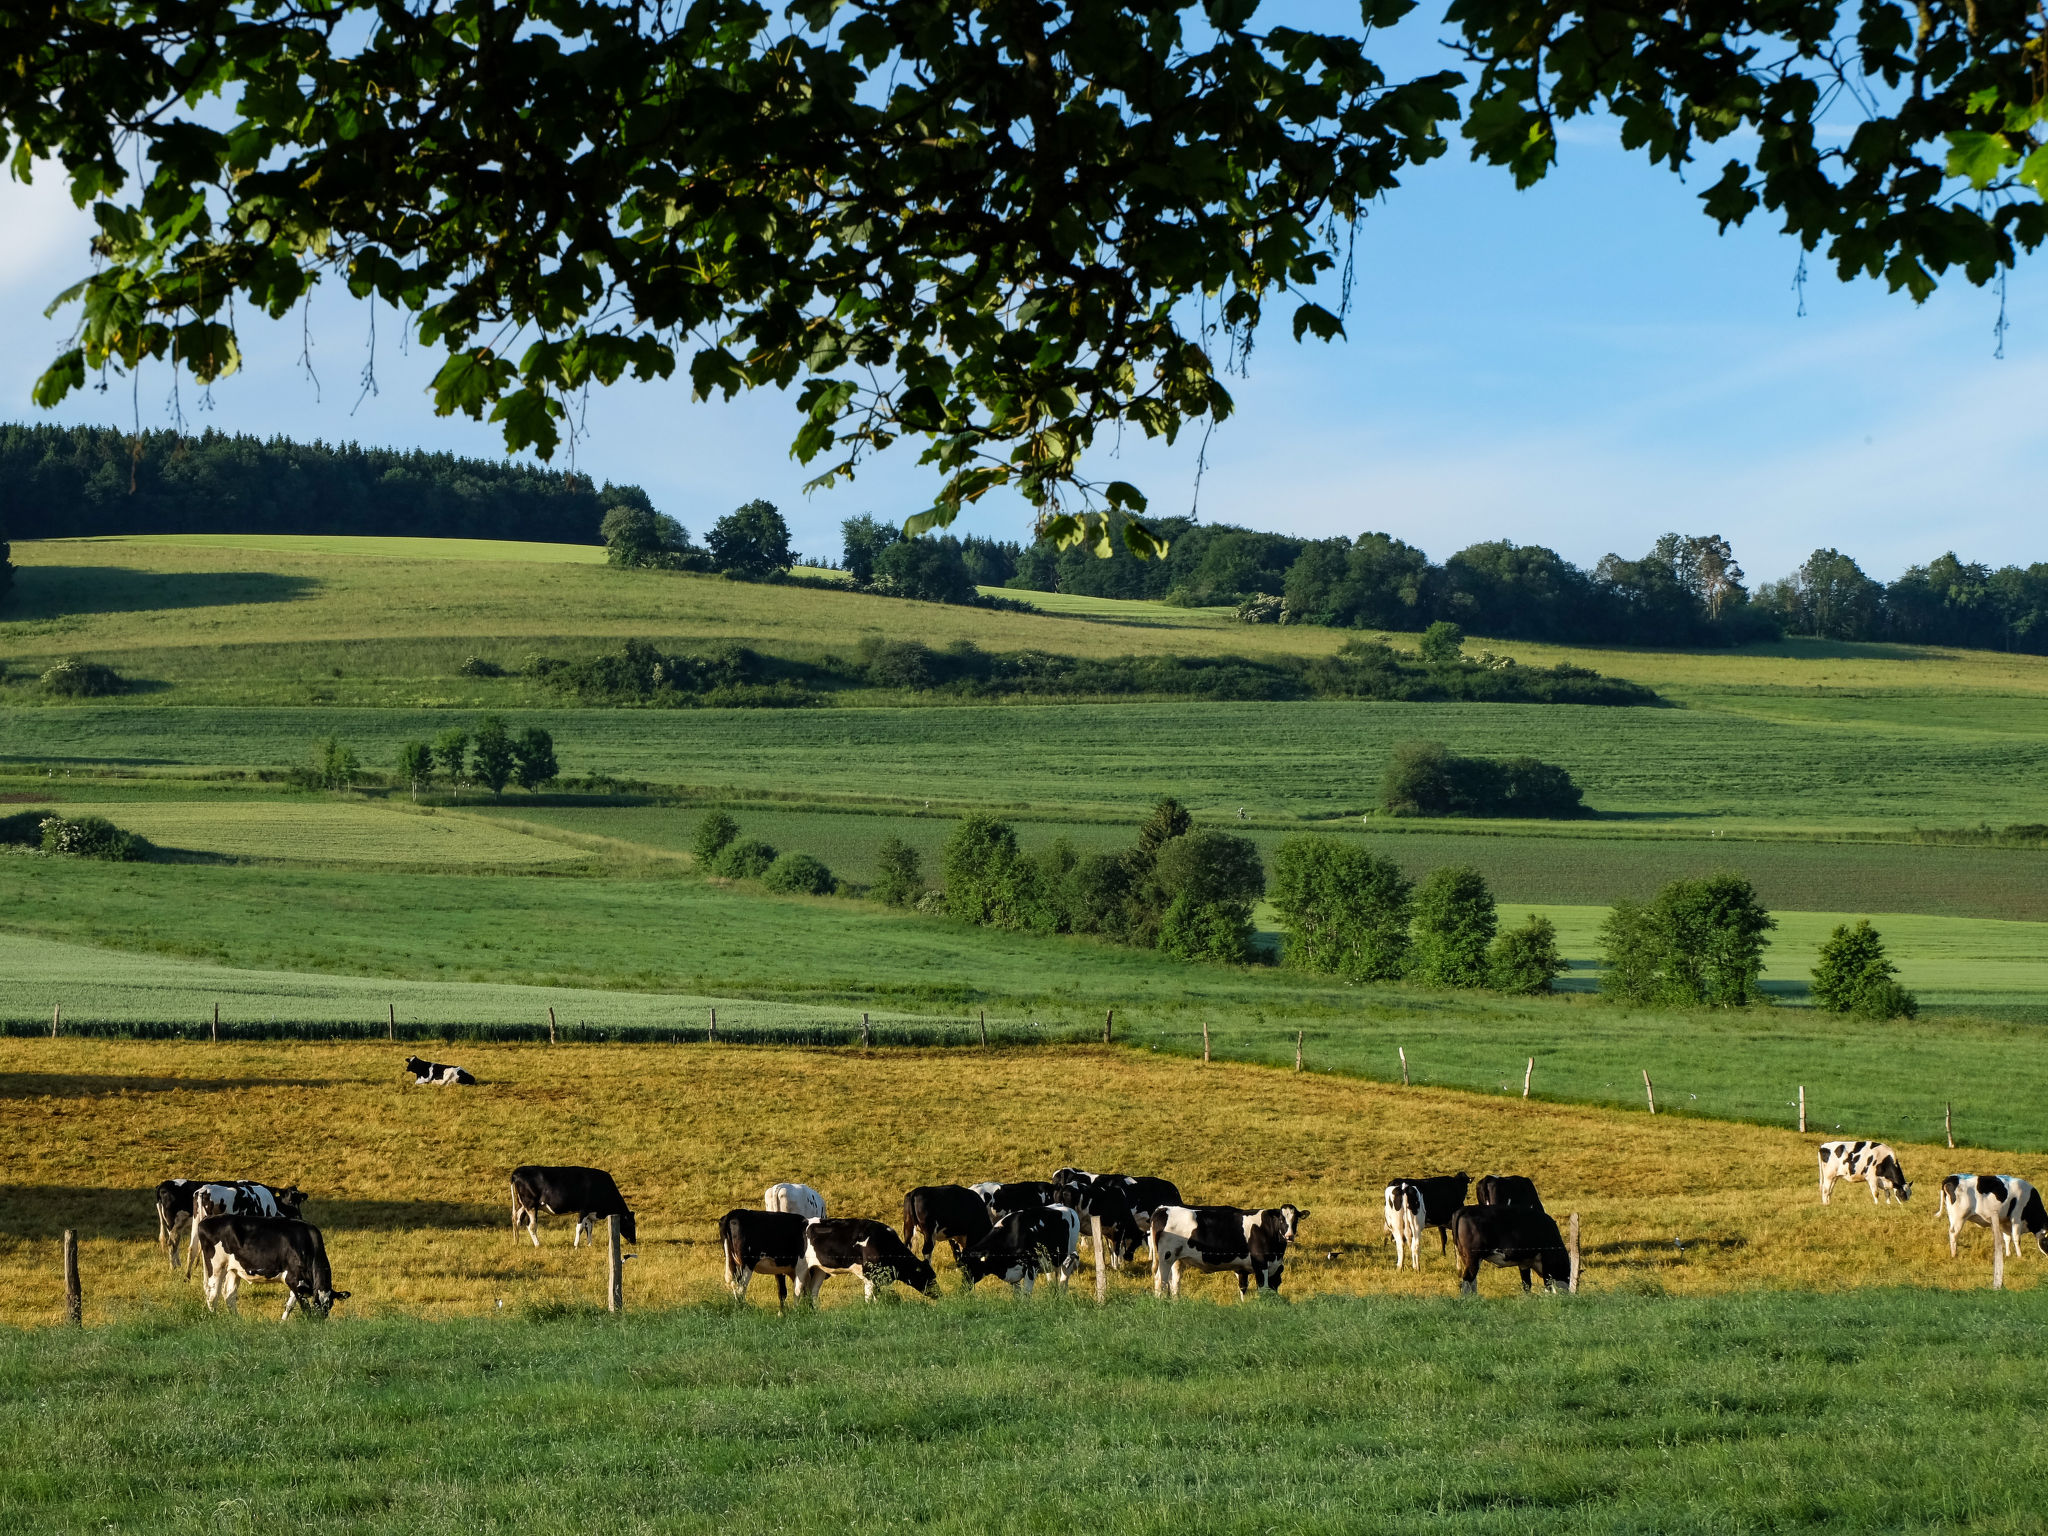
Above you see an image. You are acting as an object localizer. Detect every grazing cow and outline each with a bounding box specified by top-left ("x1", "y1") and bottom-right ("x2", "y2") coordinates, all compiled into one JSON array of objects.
[
  {"x1": 403, "y1": 1055, "x2": 477, "y2": 1086},
  {"x1": 796, "y1": 1218, "x2": 937, "y2": 1302},
  {"x1": 1476, "y1": 1175, "x2": 1545, "y2": 1212},
  {"x1": 1150, "y1": 1205, "x2": 1308, "y2": 1298},
  {"x1": 957, "y1": 1205, "x2": 1083, "y2": 1294},
  {"x1": 1817, "y1": 1141, "x2": 1912, "y2": 1206},
  {"x1": 1382, "y1": 1173, "x2": 1470, "y2": 1265},
  {"x1": 183, "y1": 1182, "x2": 309, "y2": 1277},
  {"x1": 509, "y1": 1165, "x2": 637, "y2": 1247},
  {"x1": 978, "y1": 1181, "x2": 1058, "y2": 1221},
  {"x1": 155, "y1": 1178, "x2": 222, "y2": 1269},
  {"x1": 764, "y1": 1182, "x2": 826, "y2": 1220},
  {"x1": 1940, "y1": 1175, "x2": 2048, "y2": 1259},
  {"x1": 719, "y1": 1208, "x2": 813, "y2": 1309},
  {"x1": 1453, "y1": 1205, "x2": 1572, "y2": 1295},
  {"x1": 192, "y1": 1215, "x2": 349, "y2": 1321},
  {"x1": 1049, "y1": 1172, "x2": 1151, "y2": 1268},
  {"x1": 901, "y1": 1185, "x2": 995, "y2": 1262}
]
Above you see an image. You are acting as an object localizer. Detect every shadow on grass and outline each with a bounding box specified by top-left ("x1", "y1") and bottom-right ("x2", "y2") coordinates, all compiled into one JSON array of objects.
[
  {"x1": 7, "y1": 566, "x2": 319, "y2": 620},
  {"x1": 0, "y1": 1072, "x2": 347, "y2": 1100},
  {"x1": 0, "y1": 1187, "x2": 505, "y2": 1240}
]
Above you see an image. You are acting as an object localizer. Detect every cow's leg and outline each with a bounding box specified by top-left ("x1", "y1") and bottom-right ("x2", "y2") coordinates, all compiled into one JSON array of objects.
[
  {"x1": 730, "y1": 1264, "x2": 752, "y2": 1303},
  {"x1": 573, "y1": 1214, "x2": 590, "y2": 1248},
  {"x1": 861, "y1": 1268, "x2": 877, "y2": 1303},
  {"x1": 1519, "y1": 1265, "x2": 1533, "y2": 1293},
  {"x1": 1867, "y1": 1171, "x2": 1881, "y2": 1205},
  {"x1": 1949, "y1": 1213, "x2": 1962, "y2": 1259},
  {"x1": 1018, "y1": 1272, "x2": 1034, "y2": 1297},
  {"x1": 220, "y1": 1264, "x2": 241, "y2": 1314},
  {"x1": 281, "y1": 1289, "x2": 298, "y2": 1323},
  {"x1": 1153, "y1": 1256, "x2": 1169, "y2": 1298},
  {"x1": 774, "y1": 1274, "x2": 787, "y2": 1314},
  {"x1": 1819, "y1": 1165, "x2": 1831, "y2": 1205},
  {"x1": 1169, "y1": 1259, "x2": 1183, "y2": 1299}
]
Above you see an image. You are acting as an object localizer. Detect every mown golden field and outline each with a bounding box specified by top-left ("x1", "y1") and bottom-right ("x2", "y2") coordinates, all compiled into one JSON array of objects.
[{"x1": 3, "y1": 1039, "x2": 2029, "y2": 1327}]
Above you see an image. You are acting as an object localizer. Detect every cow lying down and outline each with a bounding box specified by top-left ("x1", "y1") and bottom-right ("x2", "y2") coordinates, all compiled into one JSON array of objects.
[
  {"x1": 957, "y1": 1206, "x2": 1082, "y2": 1295},
  {"x1": 1453, "y1": 1205, "x2": 1572, "y2": 1295},
  {"x1": 1150, "y1": 1205, "x2": 1307, "y2": 1298},
  {"x1": 404, "y1": 1056, "x2": 478, "y2": 1086},
  {"x1": 193, "y1": 1215, "x2": 349, "y2": 1321}
]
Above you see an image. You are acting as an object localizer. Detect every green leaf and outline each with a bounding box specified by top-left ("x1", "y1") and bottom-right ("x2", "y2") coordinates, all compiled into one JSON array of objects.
[
  {"x1": 2019, "y1": 146, "x2": 2048, "y2": 200},
  {"x1": 1945, "y1": 131, "x2": 2017, "y2": 191}
]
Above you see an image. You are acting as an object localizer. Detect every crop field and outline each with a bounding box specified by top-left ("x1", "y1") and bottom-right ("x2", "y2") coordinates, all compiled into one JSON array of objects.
[
  {"x1": 35, "y1": 799, "x2": 590, "y2": 867},
  {"x1": 9, "y1": 694, "x2": 2048, "y2": 828},
  {"x1": 3, "y1": 1039, "x2": 2035, "y2": 1332}
]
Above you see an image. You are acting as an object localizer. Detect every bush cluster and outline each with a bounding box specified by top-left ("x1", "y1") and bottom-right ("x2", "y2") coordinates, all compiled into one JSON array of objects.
[
  {"x1": 38, "y1": 814, "x2": 150, "y2": 860},
  {"x1": 1598, "y1": 874, "x2": 1777, "y2": 1007},
  {"x1": 526, "y1": 640, "x2": 813, "y2": 708},
  {"x1": 41, "y1": 657, "x2": 125, "y2": 696},
  {"x1": 693, "y1": 812, "x2": 837, "y2": 892},
  {"x1": 1810, "y1": 919, "x2": 1919, "y2": 1019},
  {"x1": 1268, "y1": 841, "x2": 1565, "y2": 993},
  {"x1": 1380, "y1": 740, "x2": 1586, "y2": 818}
]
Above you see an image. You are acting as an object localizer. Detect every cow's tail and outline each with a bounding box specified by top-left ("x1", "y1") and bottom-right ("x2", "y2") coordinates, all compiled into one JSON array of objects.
[
  {"x1": 184, "y1": 1196, "x2": 206, "y2": 1279},
  {"x1": 1146, "y1": 1207, "x2": 1163, "y2": 1269},
  {"x1": 510, "y1": 1171, "x2": 537, "y2": 1244},
  {"x1": 720, "y1": 1216, "x2": 741, "y2": 1291},
  {"x1": 1399, "y1": 1202, "x2": 1423, "y2": 1271},
  {"x1": 902, "y1": 1190, "x2": 917, "y2": 1247}
]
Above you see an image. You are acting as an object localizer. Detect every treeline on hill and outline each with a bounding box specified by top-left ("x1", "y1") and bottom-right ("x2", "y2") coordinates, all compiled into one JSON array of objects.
[
  {"x1": 0, "y1": 424, "x2": 640, "y2": 543},
  {"x1": 520, "y1": 634, "x2": 1659, "y2": 708},
  {"x1": 973, "y1": 514, "x2": 2048, "y2": 654}
]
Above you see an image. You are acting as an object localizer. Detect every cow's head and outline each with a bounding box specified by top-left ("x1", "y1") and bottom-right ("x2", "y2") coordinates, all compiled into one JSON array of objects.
[
  {"x1": 403, "y1": 1056, "x2": 430, "y2": 1078},
  {"x1": 618, "y1": 1210, "x2": 639, "y2": 1245},
  {"x1": 296, "y1": 1284, "x2": 350, "y2": 1318},
  {"x1": 277, "y1": 1186, "x2": 308, "y2": 1216},
  {"x1": 954, "y1": 1245, "x2": 1003, "y2": 1286},
  {"x1": 1880, "y1": 1159, "x2": 1911, "y2": 1201},
  {"x1": 1272, "y1": 1205, "x2": 1309, "y2": 1243}
]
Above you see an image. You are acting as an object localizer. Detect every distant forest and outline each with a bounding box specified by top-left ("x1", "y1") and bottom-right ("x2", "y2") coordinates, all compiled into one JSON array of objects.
[{"x1": 0, "y1": 424, "x2": 631, "y2": 544}]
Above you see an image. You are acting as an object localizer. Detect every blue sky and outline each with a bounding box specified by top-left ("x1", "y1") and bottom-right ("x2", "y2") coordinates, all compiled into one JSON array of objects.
[{"x1": 0, "y1": 42, "x2": 2039, "y2": 584}]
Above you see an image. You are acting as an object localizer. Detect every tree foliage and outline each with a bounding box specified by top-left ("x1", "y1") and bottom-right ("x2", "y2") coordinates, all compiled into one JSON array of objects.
[
  {"x1": 511, "y1": 726, "x2": 559, "y2": 791},
  {"x1": 763, "y1": 851, "x2": 836, "y2": 895},
  {"x1": 471, "y1": 716, "x2": 516, "y2": 794},
  {"x1": 1409, "y1": 864, "x2": 1497, "y2": 987},
  {"x1": 1268, "y1": 837, "x2": 1413, "y2": 981},
  {"x1": 396, "y1": 741, "x2": 433, "y2": 800},
  {"x1": 870, "y1": 836, "x2": 925, "y2": 907},
  {"x1": 1380, "y1": 741, "x2": 1585, "y2": 818},
  {"x1": 707, "y1": 501, "x2": 793, "y2": 581},
  {"x1": 1599, "y1": 875, "x2": 1776, "y2": 1007},
  {"x1": 692, "y1": 810, "x2": 739, "y2": 867},
  {"x1": 1812, "y1": 918, "x2": 1918, "y2": 1018},
  {"x1": 1488, "y1": 915, "x2": 1566, "y2": 994}
]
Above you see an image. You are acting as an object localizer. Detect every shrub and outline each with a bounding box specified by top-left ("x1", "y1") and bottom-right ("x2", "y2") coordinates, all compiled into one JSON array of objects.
[
  {"x1": 1381, "y1": 739, "x2": 1584, "y2": 818},
  {"x1": 1269, "y1": 837, "x2": 1413, "y2": 981},
  {"x1": 693, "y1": 811, "x2": 739, "y2": 865},
  {"x1": 40, "y1": 814, "x2": 149, "y2": 861},
  {"x1": 1381, "y1": 740, "x2": 1455, "y2": 816},
  {"x1": 41, "y1": 657, "x2": 124, "y2": 696},
  {"x1": 712, "y1": 838, "x2": 778, "y2": 879},
  {"x1": 763, "y1": 852, "x2": 835, "y2": 895},
  {"x1": 472, "y1": 716, "x2": 516, "y2": 794},
  {"x1": 458, "y1": 656, "x2": 504, "y2": 678},
  {"x1": 1410, "y1": 865, "x2": 1498, "y2": 988},
  {"x1": 870, "y1": 837, "x2": 925, "y2": 906},
  {"x1": 1157, "y1": 892, "x2": 1256, "y2": 964},
  {"x1": 1813, "y1": 919, "x2": 1918, "y2": 1018},
  {"x1": 303, "y1": 736, "x2": 363, "y2": 791},
  {"x1": 1489, "y1": 915, "x2": 1566, "y2": 994},
  {"x1": 940, "y1": 814, "x2": 1024, "y2": 925},
  {"x1": 1417, "y1": 620, "x2": 1466, "y2": 664},
  {"x1": 1149, "y1": 829, "x2": 1263, "y2": 964},
  {"x1": 0, "y1": 809, "x2": 56, "y2": 847}
]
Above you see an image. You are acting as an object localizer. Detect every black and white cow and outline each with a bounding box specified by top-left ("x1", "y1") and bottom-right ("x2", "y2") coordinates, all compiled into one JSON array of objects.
[
  {"x1": 957, "y1": 1205, "x2": 1083, "y2": 1294},
  {"x1": 1382, "y1": 1173, "x2": 1470, "y2": 1269},
  {"x1": 1940, "y1": 1174, "x2": 2048, "y2": 1259},
  {"x1": 764, "y1": 1182, "x2": 826, "y2": 1219},
  {"x1": 901, "y1": 1185, "x2": 995, "y2": 1262},
  {"x1": 183, "y1": 1181, "x2": 309, "y2": 1277},
  {"x1": 795, "y1": 1218, "x2": 937, "y2": 1302},
  {"x1": 155, "y1": 1178, "x2": 221, "y2": 1270},
  {"x1": 1048, "y1": 1172, "x2": 1153, "y2": 1269},
  {"x1": 509, "y1": 1165, "x2": 638, "y2": 1247},
  {"x1": 403, "y1": 1055, "x2": 478, "y2": 1086},
  {"x1": 1150, "y1": 1205, "x2": 1308, "y2": 1298},
  {"x1": 1476, "y1": 1175, "x2": 1545, "y2": 1212},
  {"x1": 1817, "y1": 1141, "x2": 1911, "y2": 1205},
  {"x1": 719, "y1": 1208, "x2": 813, "y2": 1309},
  {"x1": 192, "y1": 1215, "x2": 349, "y2": 1321},
  {"x1": 1452, "y1": 1205, "x2": 1572, "y2": 1296},
  {"x1": 975, "y1": 1181, "x2": 1059, "y2": 1221}
]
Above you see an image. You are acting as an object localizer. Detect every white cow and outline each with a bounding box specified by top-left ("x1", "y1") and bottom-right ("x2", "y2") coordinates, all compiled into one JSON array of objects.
[
  {"x1": 1940, "y1": 1174, "x2": 2048, "y2": 1258},
  {"x1": 1817, "y1": 1141, "x2": 1911, "y2": 1205},
  {"x1": 764, "y1": 1182, "x2": 827, "y2": 1220},
  {"x1": 1383, "y1": 1183, "x2": 1425, "y2": 1271}
]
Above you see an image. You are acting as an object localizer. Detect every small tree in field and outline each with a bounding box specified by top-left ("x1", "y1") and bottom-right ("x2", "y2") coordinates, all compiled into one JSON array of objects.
[
  {"x1": 1812, "y1": 919, "x2": 1918, "y2": 1018},
  {"x1": 314, "y1": 736, "x2": 362, "y2": 791},
  {"x1": 871, "y1": 837, "x2": 924, "y2": 906},
  {"x1": 1598, "y1": 899, "x2": 1662, "y2": 1004},
  {"x1": 707, "y1": 499, "x2": 793, "y2": 580},
  {"x1": 1410, "y1": 864, "x2": 1497, "y2": 987},
  {"x1": 1489, "y1": 915, "x2": 1566, "y2": 994},
  {"x1": 1269, "y1": 836, "x2": 1413, "y2": 981},
  {"x1": 1417, "y1": 620, "x2": 1465, "y2": 664},
  {"x1": 693, "y1": 811, "x2": 739, "y2": 866},
  {"x1": 396, "y1": 741, "x2": 433, "y2": 801},
  {"x1": 433, "y1": 728, "x2": 471, "y2": 788},
  {"x1": 471, "y1": 716, "x2": 516, "y2": 794},
  {"x1": 512, "y1": 726, "x2": 558, "y2": 791},
  {"x1": 1654, "y1": 872, "x2": 1775, "y2": 1006}
]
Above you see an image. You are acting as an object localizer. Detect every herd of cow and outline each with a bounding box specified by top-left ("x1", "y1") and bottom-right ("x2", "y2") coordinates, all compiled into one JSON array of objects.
[{"x1": 142, "y1": 1101, "x2": 2048, "y2": 1323}]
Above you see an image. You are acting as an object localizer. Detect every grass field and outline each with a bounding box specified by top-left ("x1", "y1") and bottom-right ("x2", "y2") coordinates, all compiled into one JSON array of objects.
[
  {"x1": 2, "y1": 1039, "x2": 2032, "y2": 1332},
  {"x1": 37, "y1": 799, "x2": 592, "y2": 867},
  {"x1": 5, "y1": 1291, "x2": 2045, "y2": 1533}
]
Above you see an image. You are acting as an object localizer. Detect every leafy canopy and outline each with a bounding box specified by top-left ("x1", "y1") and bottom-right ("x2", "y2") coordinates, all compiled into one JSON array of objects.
[{"x1": 1, "y1": 0, "x2": 2035, "y2": 549}]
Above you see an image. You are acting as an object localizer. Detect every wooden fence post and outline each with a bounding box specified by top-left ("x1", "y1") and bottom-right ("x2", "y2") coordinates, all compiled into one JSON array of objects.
[
  {"x1": 1642, "y1": 1069, "x2": 1656, "y2": 1115},
  {"x1": 51, "y1": 1003, "x2": 60, "y2": 1038},
  {"x1": 1567, "y1": 1213, "x2": 1580, "y2": 1295},
  {"x1": 1092, "y1": 1215, "x2": 1106, "y2": 1305},
  {"x1": 1947, "y1": 1102, "x2": 1954, "y2": 1149},
  {"x1": 211, "y1": 1003, "x2": 219, "y2": 1044},
  {"x1": 1523, "y1": 1058, "x2": 1534, "y2": 1098},
  {"x1": 1295, "y1": 1030, "x2": 1303, "y2": 1071},
  {"x1": 979, "y1": 1010, "x2": 987, "y2": 1047},
  {"x1": 547, "y1": 1006, "x2": 557, "y2": 1045},
  {"x1": 708, "y1": 1007, "x2": 716, "y2": 1044},
  {"x1": 1103, "y1": 1008, "x2": 1113, "y2": 1044},
  {"x1": 1991, "y1": 1209, "x2": 2006, "y2": 1291},
  {"x1": 63, "y1": 1230, "x2": 81, "y2": 1325},
  {"x1": 1798, "y1": 1085, "x2": 1806, "y2": 1134},
  {"x1": 607, "y1": 1216, "x2": 624, "y2": 1313},
  {"x1": 1202, "y1": 1021, "x2": 1211, "y2": 1063},
  {"x1": 387, "y1": 1002, "x2": 396, "y2": 1041},
  {"x1": 1399, "y1": 1046, "x2": 1409, "y2": 1087},
  {"x1": 861, "y1": 1012, "x2": 871, "y2": 1048}
]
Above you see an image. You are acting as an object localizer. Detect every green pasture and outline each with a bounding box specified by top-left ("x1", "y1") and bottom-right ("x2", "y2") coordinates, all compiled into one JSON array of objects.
[
  {"x1": 7, "y1": 856, "x2": 2047, "y2": 1148},
  {"x1": 5, "y1": 1293, "x2": 2046, "y2": 1533},
  {"x1": 36, "y1": 799, "x2": 589, "y2": 867},
  {"x1": 7, "y1": 696, "x2": 2048, "y2": 828}
]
